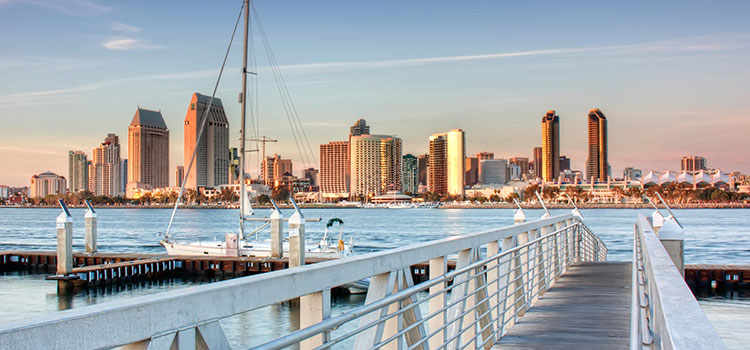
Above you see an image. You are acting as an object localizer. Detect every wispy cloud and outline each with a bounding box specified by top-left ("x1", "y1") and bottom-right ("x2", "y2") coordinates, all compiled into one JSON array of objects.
[
  {"x1": 15, "y1": 0, "x2": 111, "y2": 16},
  {"x1": 111, "y1": 21, "x2": 141, "y2": 33},
  {"x1": 0, "y1": 145, "x2": 65, "y2": 156},
  {"x1": 102, "y1": 37, "x2": 162, "y2": 51},
  {"x1": 0, "y1": 56, "x2": 91, "y2": 72}
]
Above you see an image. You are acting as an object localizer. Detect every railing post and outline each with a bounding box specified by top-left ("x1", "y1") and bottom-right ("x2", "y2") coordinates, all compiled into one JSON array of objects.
[
  {"x1": 429, "y1": 256, "x2": 447, "y2": 350},
  {"x1": 535, "y1": 226, "x2": 548, "y2": 301},
  {"x1": 499, "y1": 236, "x2": 515, "y2": 335},
  {"x1": 300, "y1": 289, "x2": 331, "y2": 350},
  {"x1": 485, "y1": 240, "x2": 500, "y2": 347},
  {"x1": 515, "y1": 232, "x2": 529, "y2": 316}
]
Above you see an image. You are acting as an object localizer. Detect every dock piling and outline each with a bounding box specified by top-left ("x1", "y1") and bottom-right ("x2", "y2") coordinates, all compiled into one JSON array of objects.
[
  {"x1": 84, "y1": 200, "x2": 97, "y2": 254},
  {"x1": 270, "y1": 201, "x2": 283, "y2": 258},
  {"x1": 289, "y1": 199, "x2": 305, "y2": 268},
  {"x1": 56, "y1": 200, "x2": 73, "y2": 276}
]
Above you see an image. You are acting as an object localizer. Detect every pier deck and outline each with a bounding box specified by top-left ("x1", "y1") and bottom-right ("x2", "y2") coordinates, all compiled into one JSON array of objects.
[{"x1": 494, "y1": 262, "x2": 631, "y2": 349}]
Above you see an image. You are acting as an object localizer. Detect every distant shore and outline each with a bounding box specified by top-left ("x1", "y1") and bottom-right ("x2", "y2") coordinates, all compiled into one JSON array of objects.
[{"x1": 2, "y1": 202, "x2": 749, "y2": 209}]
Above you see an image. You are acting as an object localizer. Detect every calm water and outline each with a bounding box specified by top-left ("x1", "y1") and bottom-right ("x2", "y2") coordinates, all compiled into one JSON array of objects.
[{"x1": 1, "y1": 208, "x2": 748, "y2": 348}]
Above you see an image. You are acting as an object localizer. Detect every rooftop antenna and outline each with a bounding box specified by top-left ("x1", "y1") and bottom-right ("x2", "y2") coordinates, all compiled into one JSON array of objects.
[
  {"x1": 565, "y1": 193, "x2": 583, "y2": 219},
  {"x1": 535, "y1": 191, "x2": 551, "y2": 219}
]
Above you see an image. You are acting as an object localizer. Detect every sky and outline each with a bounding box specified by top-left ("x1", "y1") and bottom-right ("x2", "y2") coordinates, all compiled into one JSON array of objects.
[{"x1": 0, "y1": 0, "x2": 748, "y2": 187}]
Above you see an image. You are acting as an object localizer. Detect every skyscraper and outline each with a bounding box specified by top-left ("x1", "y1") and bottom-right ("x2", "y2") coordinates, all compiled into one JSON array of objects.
[
  {"x1": 429, "y1": 129, "x2": 465, "y2": 196},
  {"x1": 586, "y1": 108, "x2": 608, "y2": 182},
  {"x1": 417, "y1": 154, "x2": 429, "y2": 189},
  {"x1": 541, "y1": 110, "x2": 560, "y2": 182},
  {"x1": 559, "y1": 155, "x2": 571, "y2": 171},
  {"x1": 479, "y1": 159, "x2": 508, "y2": 185},
  {"x1": 319, "y1": 141, "x2": 350, "y2": 199},
  {"x1": 68, "y1": 150, "x2": 88, "y2": 193},
  {"x1": 465, "y1": 157, "x2": 479, "y2": 187},
  {"x1": 228, "y1": 148, "x2": 240, "y2": 183},
  {"x1": 476, "y1": 152, "x2": 494, "y2": 160},
  {"x1": 533, "y1": 147, "x2": 542, "y2": 179},
  {"x1": 30, "y1": 171, "x2": 67, "y2": 198},
  {"x1": 89, "y1": 133, "x2": 123, "y2": 196},
  {"x1": 402, "y1": 154, "x2": 418, "y2": 194},
  {"x1": 350, "y1": 134, "x2": 402, "y2": 197},
  {"x1": 128, "y1": 108, "x2": 170, "y2": 189},
  {"x1": 303, "y1": 168, "x2": 318, "y2": 187},
  {"x1": 262, "y1": 154, "x2": 293, "y2": 186},
  {"x1": 681, "y1": 156, "x2": 707, "y2": 172},
  {"x1": 349, "y1": 119, "x2": 370, "y2": 138},
  {"x1": 184, "y1": 93, "x2": 229, "y2": 189},
  {"x1": 175, "y1": 166, "x2": 184, "y2": 188},
  {"x1": 509, "y1": 157, "x2": 530, "y2": 177}
]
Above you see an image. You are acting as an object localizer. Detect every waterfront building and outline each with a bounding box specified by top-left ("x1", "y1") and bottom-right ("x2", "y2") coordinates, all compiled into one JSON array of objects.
[
  {"x1": 319, "y1": 141, "x2": 350, "y2": 199},
  {"x1": 533, "y1": 147, "x2": 542, "y2": 179},
  {"x1": 479, "y1": 159, "x2": 508, "y2": 185},
  {"x1": 476, "y1": 151, "x2": 494, "y2": 160},
  {"x1": 417, "y1": 154, "x2": 429, "y2": 188},
  {"x1": 541, "y1": 110, "x2": 560, "y2": 182},
  {"x1": 465, "y1": 157, "x2": 479, "y2": 187},
  {"x1": 228, "y1": 148, "x2": 240, "y2": 184},
  {"x1": 349, "y1": 119, "x2": 370, "y2": 138},
  {"x1": 128, "y1": 108, "x2": 170, "y2": 190},
  {"x1": 183, "y1": 93, "x2": 229, "y2": 189},
  {"x1": 586, "y1": 108, "x2": 608, "y2": 182},
  {"x1": 262, "y1": 154, "x2": 292, "y2": 186},
  {"x1": 350, "y1": 134, "x2": 402, "y2": 197},
  {"x1": 559, "y1": 155, "x2": 571, "y2": 171},
  {"x1": 175, "y1": 166, "x2": 185, "y2": 188},
  {"x1": 429, "y1": 129, "x2": 465, "y2": 197},
  {"x1": 0, "y1": 185, "x2": 9, "y2": 199},
  {"x1": 509, "y1": 157, "x2": 530, "y2": 177},
  {"x1": 303, "y1": 168, "x2": 318, "y2": 187},
  {"x1": 120, "y1": 159, "x2": 128, "y2": 195},
  {"x1": 30, "y1": 171, "x2": 67, "y2": 198},
  {"x1": 623, "y1": 167, "x2": 642, "y2": 181},
  {"x1": 68, "y1": 150, "x2": 88, "y2": 193},
  {"x1": 509, "y1": 163, "x2": 522, "y2": 181},
  {"x1": 89, "y1": 133, "x2": 123, "y2": 196},
  {"x1": 681, "y1": 156, "x2": 707, "y2": 172},
  {"x1": 402, "y1": 154, "x2": 419, "y2": 194}
]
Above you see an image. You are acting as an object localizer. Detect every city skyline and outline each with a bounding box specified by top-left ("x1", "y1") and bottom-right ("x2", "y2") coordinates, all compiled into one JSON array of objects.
[{"x1": 2, "y1": 1, "x2": 750, "y2": 186}]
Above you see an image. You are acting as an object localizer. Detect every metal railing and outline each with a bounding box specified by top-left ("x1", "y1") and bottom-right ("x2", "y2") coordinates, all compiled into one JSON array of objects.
[
  {"x1": 631, "y1": 214, "x2": 725, "y2": 350},
  {"x1": 0, "y1": 214, "x2": 605, "y2": 350}
]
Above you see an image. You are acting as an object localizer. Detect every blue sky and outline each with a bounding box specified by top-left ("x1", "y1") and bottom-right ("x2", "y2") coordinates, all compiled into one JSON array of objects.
[{"x1": 1, "y1": 0, "x2": 749, "y2": 186}]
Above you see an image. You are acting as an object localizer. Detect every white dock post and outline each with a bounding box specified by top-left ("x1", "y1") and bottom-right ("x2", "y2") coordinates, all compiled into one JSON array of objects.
[
  {"x1": 270, "y1": 201, "x2": 283, "y2": 258},
  {"x1": 56, "y1": 200, "x2": 73, "y2": 276},
  {"x1": 289, "y1": 199, "x2": 305, "y2": 268},
  {"x1": 513, "y1": 198, "x2": 525, "y2": 224},
  {"x1": 84, "y1": 200, "x2": 97, "y2": 254},
  {"x1": 658, "y1": 217, "x2": 685, "y2": 277}
]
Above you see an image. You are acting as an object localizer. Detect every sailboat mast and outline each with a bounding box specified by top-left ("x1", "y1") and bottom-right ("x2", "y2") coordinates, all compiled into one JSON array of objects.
[{"x1": 239, "y1": 0, "x2": 250, "y2": 240}]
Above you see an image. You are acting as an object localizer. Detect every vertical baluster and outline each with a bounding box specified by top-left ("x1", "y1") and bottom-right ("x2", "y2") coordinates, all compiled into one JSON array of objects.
[
  {"x1": 300, "y1": 289, "x2": 331, "y2": 350},
  {"x1": 429, "y1": 256, "x2": 447, "y2": 350}
]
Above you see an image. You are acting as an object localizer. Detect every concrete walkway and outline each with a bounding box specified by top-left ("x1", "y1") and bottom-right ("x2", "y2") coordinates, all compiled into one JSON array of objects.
[{"x1": 493, "y1": 262, "x2": 631, "y2": 350}]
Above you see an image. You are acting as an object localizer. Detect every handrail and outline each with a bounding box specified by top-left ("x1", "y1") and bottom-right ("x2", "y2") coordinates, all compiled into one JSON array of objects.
[
  {"x1": 0, "y1": 214, "x2": 599, "y2": 350},
  {"x1": 631, "y1": 214, "x2": 725, "y2": 350}
]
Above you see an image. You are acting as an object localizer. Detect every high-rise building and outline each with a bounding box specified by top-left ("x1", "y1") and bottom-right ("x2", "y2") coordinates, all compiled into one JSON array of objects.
[
  {"x1": 262, "y1": 154, "x2": 293, "y2": 186},
  {"x1": 349, "y1": 119, "x2": 370, "y2": 138},
  {"x1": 175, "y1": 166, "x2": 185, "y2": 188},
  {"x1": 417, "y1": 154, "x2": 429, "y2": 188},
  {"x1": 89, "y1": 133, "x2": 122, "y2": 196},
  {"x1": 429, "y1": 129, "x2": 465, "y2": 197},
  {"x1": 559, "y1": 155, "x2": 571, "y2": 171},
  {"x1": 303, "y1": 168, "x2": 318, "y2": 187},
  {"x1": 541, "y1": 110, "x2": 560, "y2": 182},
  {"x1": 479, "y1": 159, "x2": 508, "y2": 185},
  {"x1": 509, "y1": 157, "x2": 530, "y2": 177},
  {"x1": 508, "y1": 164, "x2": 522, "y2": 181},
  {"x1": 30, "y1": 171, "x2": 67, "y2": 198},
  {"x1": 183, "y1": 93, "x2": 229, "y2": 189},
  {"x1": 120, "y1": 159, "x2": 128, "y2": 194},
  {"x1": 476, "y1": 152, "x2": 494, "y2": 160},
  {"x1": 681, "y1": 156, "x2": 707, "y2": 172},
  {"x1": 228, "y1": 148, "x2": 240, "y2": 184},
  {"x1": 465, "y1": 157, "x2": 479, "y2": 187},
  {"x1": 586, "y1": 108, "x2": 608, "y2": 182},
  {"x1": 623, "y1": 167, "x2": 642, "y2": 181},
  {"x1": 319, "y1": 141, "x2": 350, "y2": 198},
  {"x1": 350, "y1": 135, "x2": 402, "y2": 197},
  {"x1": 68, "y1": 151, "x2": 88, "y2": 193},
  {"x1": 128, "y1": 108, "x2": 170, "y2": 190},
  {"x1": 533, "y1": 147, "x2": 542, "y2": 179},
  {"x1": 402, "y1": 154, "x2": 418, "y2": 194}
]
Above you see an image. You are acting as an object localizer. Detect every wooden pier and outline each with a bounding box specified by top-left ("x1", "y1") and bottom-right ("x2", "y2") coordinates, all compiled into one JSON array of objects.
[{"x1": 685, "y1": 264, "x2": 750, "y2": 290}]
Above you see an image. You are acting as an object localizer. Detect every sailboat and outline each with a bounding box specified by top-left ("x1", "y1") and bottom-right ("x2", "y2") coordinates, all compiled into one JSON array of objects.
[{"x1": 160, "y1": 0, "x2": 353, "y2": 259}]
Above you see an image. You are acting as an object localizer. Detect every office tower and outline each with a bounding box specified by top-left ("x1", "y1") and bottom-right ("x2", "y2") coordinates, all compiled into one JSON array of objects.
[
  {"x1": 30, "y1": 171, "x2": 67, "y2": 198},
  {"x1": 350, "y1": 135, "x2": 402, "y2": 197},
  {"x1": 479, "y1": 159, "x2": 508, "y2": 185},
  {"x1": 262, "y1": 154, "x2": 293, "y2": 186},
  {"x1": 681, "y1": 156, "x2": 707, "y2": 172},
  {"x1": 402, "y1": 154, "x2": 418, "y2": 194},
  {"x1": 89, "y1": 133, "x2": 122, "y2": 196},
  {"x1": 319, "y1": 141, "x2": 350, "y2": 198},
  {"x1": 509, "y1": 157, "x2": 530, "y2": 176},
  {"x1": 183, "y1": 93, "x2": 229, "y2": 189},
  {"x1": 417, "y1": 154, "x2": 429, "y2": 188},
  {"x1": 623, "y1": 167, "x2": 642, "y2": 181},
  {"x1": 68, "y1": 151, "x2": 88, "y2": 193},
  {"x1": 120, "y1": 159, "x2": 128, "y2": 194},
  {"x1": 128, "y1": 108, "x2": 170, "y2": 189},
  {"x1": 508, "y1": 163, "x2": 522, "y2": 181},
  {"x1": 533, "y1": 147, "x2": 542, "y2": 179},
  {"x1": 541, "y1": 110, "x2": 560, "y2": 182},
  {"x1": 559, "y1": 156, "x2": 571, "y2": 171},
  {"x1": 175, "y1": 166, "x2": 185, "y2": 188},
  {"x1": 349, "y1": 119, "x2": 370, "y2": 138},
  {"x1": 228, "y1": 148, "x2": 240, "y2": 183},
  {"x1": 465, "y1": 157, "x2": 479, "y2": 187},
  {"x1": 586, "y1": 108, "x2": 608, "y2": 182},
  {"x1": 476, "y1": 152, "x2": 494, "y2": 160},
  {"x1": 429, "y1": 129, "x2": 465, "y2": 196},
  {"x1": 303, "y1": 168, "x2": 319, "y2": 187}
]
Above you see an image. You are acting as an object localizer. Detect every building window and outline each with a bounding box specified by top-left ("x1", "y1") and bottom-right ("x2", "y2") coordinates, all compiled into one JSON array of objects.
[
  {"x1": 191, "y1": 103, "x2": 195, "y2": 111},
  {"x1": 185, "y1": 121, "x2": 189, "y2": 125}
]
